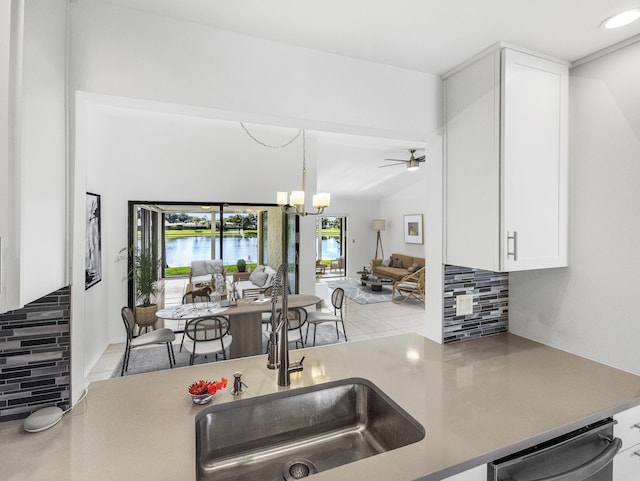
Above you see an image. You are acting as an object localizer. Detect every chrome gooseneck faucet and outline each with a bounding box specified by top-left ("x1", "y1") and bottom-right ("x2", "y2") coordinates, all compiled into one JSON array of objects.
[{"x1": 266, "y1": 264, "x2": 304, "y2": 386}]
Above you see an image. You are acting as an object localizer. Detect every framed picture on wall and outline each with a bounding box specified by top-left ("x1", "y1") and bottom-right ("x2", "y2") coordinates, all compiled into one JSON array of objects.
[
  {"x1": 404, "y1": 214, "x2": 423, "y2": 244},
  {"x1": 85, "y1": 192, "x2": 102, "y2": 289}
]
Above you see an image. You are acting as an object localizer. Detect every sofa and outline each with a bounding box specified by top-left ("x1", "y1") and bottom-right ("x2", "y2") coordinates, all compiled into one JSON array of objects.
[{"x1": 374, "y1": 253, "x2": 425, "y2": 281}]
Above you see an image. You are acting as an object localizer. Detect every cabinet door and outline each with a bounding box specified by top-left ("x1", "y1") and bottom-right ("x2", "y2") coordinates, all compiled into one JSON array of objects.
[
  {"x1": 441, "y1": 464, "x2": 486, "y2": 481},
  {"x1": 0, "y1": 0, "x2": 20, "y2": 313},
  {"x1": 444, "y1": 51, "x2": 501, "y2": 271},
  {"x1": 501, "y1": 49, "x2": 568, "y2": 271},
  {"x1": 614, "y1": 445, "x2": 640, "y2": 481}
]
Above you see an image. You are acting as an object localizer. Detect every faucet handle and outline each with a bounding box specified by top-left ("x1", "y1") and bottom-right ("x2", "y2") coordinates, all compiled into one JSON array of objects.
[{"x1": 288, "y1": 356, "x2": 305, "y2": 373}]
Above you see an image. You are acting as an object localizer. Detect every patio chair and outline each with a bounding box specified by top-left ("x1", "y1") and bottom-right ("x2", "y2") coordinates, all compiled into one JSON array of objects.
[
  {"x1": 330, "y1": 256, "x2": 344, "y2": 273},
  {"x1": 305, "y1": 287, "x2": 347, "y2": 346},
  {"x1": 182, "y1": 315, "x2": 233, "y2": 365},
  {"x1": 120, "y1": 306, "x2": 176, "y2": 376},
  {"x1": 189, "y1": 259, "x2": 223, "y2": 285},
  {"x1": 392, "y1": 267, "x2": 425, "y2": 304}
]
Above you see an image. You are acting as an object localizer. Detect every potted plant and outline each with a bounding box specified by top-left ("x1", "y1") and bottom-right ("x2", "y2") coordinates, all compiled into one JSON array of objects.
[
  {"x1": 121, "y1": 245, "x2": 162, "y2": 331},
  {"x1": 236, "y1": 258, "x2": 247, "y2": 273}
]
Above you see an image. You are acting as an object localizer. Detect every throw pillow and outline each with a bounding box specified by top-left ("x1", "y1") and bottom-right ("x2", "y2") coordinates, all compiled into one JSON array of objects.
[
  {"x1": 381, "y1": 258, "x2": 391, "y2": 267},
  {"x1": 392, "y1": 257, "x2": 403, "y2": 268},
  {"x1": 407, "y1": 262, "x2": 419, "y2": 273},
  {"x1": 249, "y1": 269, "x2": 269, "y2": 287},
  {"x1": 263, "y1": 266, "x2": 277, "y2": 287}
]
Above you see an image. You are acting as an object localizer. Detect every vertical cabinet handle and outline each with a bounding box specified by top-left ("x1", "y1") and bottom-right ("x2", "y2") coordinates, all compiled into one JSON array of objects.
[{"x1": 507, "y1": 231, "x2": 518, "y2": 261}]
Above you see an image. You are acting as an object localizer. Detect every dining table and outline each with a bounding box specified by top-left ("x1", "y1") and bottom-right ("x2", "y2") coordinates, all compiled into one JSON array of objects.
[{"x1": 155, "y1": 294, "x2": 321, "y2": 359}]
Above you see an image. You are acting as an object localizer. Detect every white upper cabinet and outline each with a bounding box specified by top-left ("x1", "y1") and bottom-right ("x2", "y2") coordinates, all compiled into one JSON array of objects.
[
  {"x1": 443, "y1": 44, "x2": 568, "y2": 272},
  {"x1": 0, "y1": 0, "x2": 67, "y2": 313}
]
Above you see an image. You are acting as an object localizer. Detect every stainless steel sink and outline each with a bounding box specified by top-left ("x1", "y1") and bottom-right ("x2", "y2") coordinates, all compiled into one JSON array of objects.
[{"x1": 195, "y1": 377, "x2": 425, "y2": 481}]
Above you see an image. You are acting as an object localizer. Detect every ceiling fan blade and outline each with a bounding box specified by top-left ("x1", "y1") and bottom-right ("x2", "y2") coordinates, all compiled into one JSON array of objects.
[
  {"x1": 415, "y1": 155, "x2": 426, "y2": 162},
  {"x1": 383, "y1": 158, "x2": 407, "y2": 162},
  {"x1": 378, "y1": 163, "x2": 403, "y2": 168}
]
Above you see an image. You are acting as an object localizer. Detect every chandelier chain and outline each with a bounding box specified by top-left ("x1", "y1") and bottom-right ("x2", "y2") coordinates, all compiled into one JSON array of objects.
[{"x1": 240, "y1": 122, "x2": 302, "y2": 149}]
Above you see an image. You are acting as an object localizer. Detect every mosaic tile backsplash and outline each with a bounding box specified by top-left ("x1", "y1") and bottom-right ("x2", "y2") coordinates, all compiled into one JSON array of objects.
[
  {"x1": 0, "y1": 287, "x2": 70, "y2": 422},
  {"x1": 443, "y1": 265, "x2": 509, "y2": 343}
]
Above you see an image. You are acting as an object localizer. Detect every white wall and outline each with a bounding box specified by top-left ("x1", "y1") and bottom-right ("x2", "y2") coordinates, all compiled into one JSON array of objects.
[
  {"x1": 69, "y1": 0, "x2": 429, "y2": 140},
  {"x1": 379, "y1": 179, "x2": 427, "y2": 259},
  {"x1": 509, "y1": 40, "x2": 640, "y2": 375},
  {"x1": 376, "y1": 129, "x2": 444, "y2": 345}
]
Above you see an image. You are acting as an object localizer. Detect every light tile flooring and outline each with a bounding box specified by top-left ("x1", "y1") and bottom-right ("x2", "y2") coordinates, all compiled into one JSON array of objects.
[{"x1": 87, "y1": 277, "x2": 427, "y2": 382}]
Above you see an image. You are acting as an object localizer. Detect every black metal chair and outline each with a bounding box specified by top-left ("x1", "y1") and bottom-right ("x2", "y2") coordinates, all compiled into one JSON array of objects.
[
  {"x1": 120, "y1": 306, "x2": 176, "y2": 376},
  {"x1": 179, "y1": 290, "x2": 211, "y2": 352},
  {"x1": 305, "y1": 287, "x2": 347, "y2": 346},
  {"x1": 182, "y1": 315, "x2": 232, "y2": 365},
  {"x1": 263, "y1": 307, "x2": 308, "y2": 352},
  {"x1": 287, "y1": 307, "x2": 308, "y2": 349}
]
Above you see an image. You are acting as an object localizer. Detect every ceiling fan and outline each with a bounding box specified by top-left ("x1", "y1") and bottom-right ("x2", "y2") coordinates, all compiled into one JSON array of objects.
[{"x1": 379, "y1": 149, "x2": 425, "y2": 171}]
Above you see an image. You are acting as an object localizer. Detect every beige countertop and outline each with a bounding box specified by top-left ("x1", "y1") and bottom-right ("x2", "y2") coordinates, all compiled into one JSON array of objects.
[{"x1": 2, "y1": 333, "x2": 640, "y2": 481}]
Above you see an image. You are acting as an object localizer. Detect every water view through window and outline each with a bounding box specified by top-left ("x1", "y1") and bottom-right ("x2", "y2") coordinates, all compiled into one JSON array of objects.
[{"x1": 165, "y1": 236, "x2": 341, "y2": 268}]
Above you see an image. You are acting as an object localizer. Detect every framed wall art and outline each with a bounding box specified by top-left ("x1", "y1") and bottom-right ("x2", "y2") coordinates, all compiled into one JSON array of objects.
[
  {"x1": 404, "y1": 214, "x2": 423, "y2": 244},
  {"x1": 85, "y1": 192, "x2": 102, "y2": 289}
]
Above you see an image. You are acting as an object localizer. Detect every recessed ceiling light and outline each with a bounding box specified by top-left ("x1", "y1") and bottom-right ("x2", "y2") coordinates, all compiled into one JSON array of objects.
[{"x1": 601, "y1": 9, "x2": 640, "y2": 29}]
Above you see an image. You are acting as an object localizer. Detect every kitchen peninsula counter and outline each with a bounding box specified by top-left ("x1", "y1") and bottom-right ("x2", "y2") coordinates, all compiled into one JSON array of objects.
[{"x1": 1, "y1": 333, "x2": 640, "y2": 481}]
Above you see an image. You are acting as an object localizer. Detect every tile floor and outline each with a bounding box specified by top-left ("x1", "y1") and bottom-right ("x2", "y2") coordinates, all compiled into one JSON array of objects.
[{"x1": 87, "y1": 277, "x2": 427, "y2": 383}]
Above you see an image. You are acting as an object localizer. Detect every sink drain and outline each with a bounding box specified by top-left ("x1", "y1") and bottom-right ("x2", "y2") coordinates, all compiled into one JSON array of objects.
[{"x1": 283, "y1": 459, "x2": 318, "y2": 480}]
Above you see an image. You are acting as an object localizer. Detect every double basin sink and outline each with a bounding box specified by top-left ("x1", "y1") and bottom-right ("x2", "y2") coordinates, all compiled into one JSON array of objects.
[{"x1": 195, "y1": 377, "x2": 425, "y2": 480}]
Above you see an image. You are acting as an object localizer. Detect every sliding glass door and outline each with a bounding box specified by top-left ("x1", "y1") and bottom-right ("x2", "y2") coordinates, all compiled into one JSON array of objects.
[{"x1": 316, "y1": 216, "x2": 346, "y2": 277}]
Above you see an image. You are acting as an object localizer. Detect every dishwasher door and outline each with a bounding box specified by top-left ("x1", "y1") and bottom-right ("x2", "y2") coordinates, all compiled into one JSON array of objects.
[{"x1": 488, "y1": 419, "x2": 622, "y2": 481}]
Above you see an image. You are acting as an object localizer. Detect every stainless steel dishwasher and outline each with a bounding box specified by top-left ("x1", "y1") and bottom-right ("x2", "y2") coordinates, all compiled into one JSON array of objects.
[{"x1": 488, "y1": 418, "x2": 622, "y2": 481}]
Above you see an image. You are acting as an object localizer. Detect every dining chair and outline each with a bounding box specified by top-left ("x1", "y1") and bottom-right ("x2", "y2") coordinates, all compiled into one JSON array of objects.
[
  {"x1": 260, "y1": 284, "x2": 292, "y2": 330},
  {"x1": 179, "y1": 290, "x2": 211, "y2": 352},
  {"x1": 287, "y1": 307, "x2": 308, "y2": 349},
  {"x1": 305, "y1": 287, "x2": 347, "y2": 347},
  {"x1": 120, "y1": 306, "x2": 176, "y2": 376},
  {"x1": 263, "y1": 307, "x2": 308, "y2": 352},
  {"x1": 182, "y1": 315, "x2": 233, "y2": 365},
  {"x1": 181, "y1": 291, "x2": 211, "y2": 304}
]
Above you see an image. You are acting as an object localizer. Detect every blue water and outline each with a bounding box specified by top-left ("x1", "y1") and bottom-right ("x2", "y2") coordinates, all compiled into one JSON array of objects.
[
  {"x1": 165, "y1": 236, "x2": 258, "y2": 267},
  {"x1": 321, "y1": 237, "x2": 341, "y2": 260},
  {"x1": 165, "y1": 235, "x2": 341, "y2": 267}
]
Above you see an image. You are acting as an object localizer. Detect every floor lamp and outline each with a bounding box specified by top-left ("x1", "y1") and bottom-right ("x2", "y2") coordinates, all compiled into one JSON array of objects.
[{"x1": 372, "y1": 219, "x2": 385, "y2": 260}]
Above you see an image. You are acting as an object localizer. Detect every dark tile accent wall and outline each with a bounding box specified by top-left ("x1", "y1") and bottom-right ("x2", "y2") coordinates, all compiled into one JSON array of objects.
[
  {"x1": 443, "y1": 265, "x2": 508, "y2": 343},
  {"x1": 0, "y1": 287, "x2": 70, "y2": 422}
]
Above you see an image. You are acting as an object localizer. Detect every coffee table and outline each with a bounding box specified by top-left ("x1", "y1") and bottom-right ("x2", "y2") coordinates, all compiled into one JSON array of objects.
[
  {"x1": 356, "y1": 269, "x2": 373, "y2": 283},
  {"x1": 361, "y1": 276, "x2": 393, "y2": 292}
]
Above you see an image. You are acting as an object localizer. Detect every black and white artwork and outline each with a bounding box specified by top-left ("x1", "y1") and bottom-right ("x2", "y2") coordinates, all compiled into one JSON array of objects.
[{"x1": 85, "y1": 192, "x2": 102, "y2": 289}]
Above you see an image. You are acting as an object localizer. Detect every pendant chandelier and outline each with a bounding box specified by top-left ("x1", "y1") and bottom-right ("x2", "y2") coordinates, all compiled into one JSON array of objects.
[
  {"x1": 276, "y1": 130, "x2": 330, "y2": 216},
  {"x1": 240, "y1": 123, "x2": 330, "y2": 217}
]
